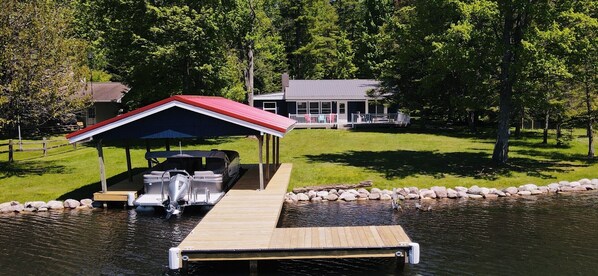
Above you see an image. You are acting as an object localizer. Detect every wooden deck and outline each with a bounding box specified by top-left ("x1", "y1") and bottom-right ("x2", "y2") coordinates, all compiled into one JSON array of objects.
[
  {"x1": 93, "y1": 173, "x2": 143, "y2": 202},
  {"x1": 170, "y1": 163, "x2": 417, "y2": 269}
]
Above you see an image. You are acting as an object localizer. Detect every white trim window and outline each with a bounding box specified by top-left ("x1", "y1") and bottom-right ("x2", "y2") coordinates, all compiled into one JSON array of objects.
[
  {"x1": 309, "y1": 102, "x2": 319, "y2": 114},
  {"x1": 297, "y1": 102, "x2": 307, "y2": 114},
  {"x1": 263, "y1": 102, "x2": 277, "y2": 114},
  {"x1": 321, "y1": 101, "x2": 332, "y2": 114}
]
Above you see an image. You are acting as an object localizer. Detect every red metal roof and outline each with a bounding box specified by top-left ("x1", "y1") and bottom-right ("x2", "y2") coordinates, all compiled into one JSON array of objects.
[{"x1": 66, "y1": 95, "x2": 296, "y2": 142}]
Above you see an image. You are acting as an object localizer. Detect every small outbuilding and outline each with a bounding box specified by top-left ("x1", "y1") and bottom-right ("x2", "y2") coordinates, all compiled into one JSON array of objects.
[{"x1": 79, "y1": 82, "x2": 130, "y2": 126}]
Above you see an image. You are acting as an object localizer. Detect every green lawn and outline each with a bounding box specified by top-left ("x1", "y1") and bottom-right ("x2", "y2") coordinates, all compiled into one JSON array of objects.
[{"x1": 0, "y1": 127, "x2": 596, "y2": 202}]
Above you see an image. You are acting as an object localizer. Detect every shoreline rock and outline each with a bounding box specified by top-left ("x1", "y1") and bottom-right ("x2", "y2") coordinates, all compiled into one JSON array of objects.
[
  {"x1": 0, "y1": 199, "x2": 95, "y2": 214},
  {"x1": 283, "y1": 178, "x2": 598, "y2": 205}
]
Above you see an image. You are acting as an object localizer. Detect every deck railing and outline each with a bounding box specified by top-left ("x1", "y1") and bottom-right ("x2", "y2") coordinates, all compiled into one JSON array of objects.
[
  {"x1": 289, "y1": 113, "x2": 338, "y2": 125},
  {"x1": 351, "y1": 113, "x2": 411, "y2": 127}
]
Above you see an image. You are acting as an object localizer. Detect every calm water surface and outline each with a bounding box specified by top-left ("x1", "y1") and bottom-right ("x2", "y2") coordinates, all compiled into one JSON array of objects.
[{"x1": 1, "y1": 192, "x2": 598, "y2": 275}]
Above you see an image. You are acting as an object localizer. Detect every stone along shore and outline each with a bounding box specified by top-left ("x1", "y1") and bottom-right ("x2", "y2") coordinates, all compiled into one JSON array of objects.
[
  {"x1": 284, "y1": 178, "x2": 598, "y2": 203},
  {"x1": 0, "y1": 199, "x2": 94, "y2": 213}
]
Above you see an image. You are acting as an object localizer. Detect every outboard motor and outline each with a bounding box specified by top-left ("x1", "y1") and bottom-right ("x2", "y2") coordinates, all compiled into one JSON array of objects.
[{"x1": 162, "y1": 170, "x2": 191, "y2": 219}]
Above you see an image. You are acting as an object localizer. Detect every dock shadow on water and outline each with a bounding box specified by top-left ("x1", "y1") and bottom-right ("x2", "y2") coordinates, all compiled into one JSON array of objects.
[{"x1": 1, "y1": 193, "x2": 598, "y2": 275}]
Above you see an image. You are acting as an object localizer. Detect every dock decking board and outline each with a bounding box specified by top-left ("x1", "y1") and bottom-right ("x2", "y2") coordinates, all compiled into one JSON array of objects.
[
  {"x1": 93, "y1": 172, "x2": 143, "y2": 202},
  {"x1": 174, "y1": 163, "x2": 413, "y2": 266}
]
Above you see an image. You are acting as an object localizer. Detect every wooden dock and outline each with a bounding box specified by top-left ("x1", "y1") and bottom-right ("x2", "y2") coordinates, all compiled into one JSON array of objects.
[
  {"x1": 93, "y1": 173, "x2": 143, "y2": 203},
  {"x1": 169, "y1": 163, "x2": 419, "y2": 270}
]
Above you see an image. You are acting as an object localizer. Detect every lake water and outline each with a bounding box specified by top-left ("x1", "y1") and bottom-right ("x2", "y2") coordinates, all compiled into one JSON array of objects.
[{"x1": 1, "y1": 192, "x2": 598, "y2": 275}]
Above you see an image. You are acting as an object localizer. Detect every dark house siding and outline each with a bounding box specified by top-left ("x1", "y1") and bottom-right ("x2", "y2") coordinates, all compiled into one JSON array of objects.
[
  {"x1": 253, "y1": 99, "x2": 287, "y2": 115},
  {"x1": 287, "y1": 102, "x2": 297, "y2": 115}
]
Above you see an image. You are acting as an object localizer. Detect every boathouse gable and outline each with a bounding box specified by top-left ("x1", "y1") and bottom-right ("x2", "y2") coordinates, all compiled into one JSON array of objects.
[
  {"x1": 89, "y1": 107, "x2": 259, "y2": 140},
  {"x1": 67, "y1": 95, "x2": 296, "y2": 143}
]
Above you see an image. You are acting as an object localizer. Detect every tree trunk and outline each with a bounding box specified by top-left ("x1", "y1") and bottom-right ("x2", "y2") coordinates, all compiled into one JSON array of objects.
[
  {"x1": 585, "y1": 80, "x2": 594, "y2": 159},
  {"x1": 556, "y1": 116, "x2": 563, "y2": 146},
  {"x1": 247, "y1": 45, "x2": 254, "y2": 107},
  {"x1": 514, "y1": 107, "x2": 523, "y2": 137},
  {"x1": 542, "y1": 110, "x2": 549, "y2": 144},
  {"x1": 468, "y1": 110, "x2": 477, "y2": 132},
  {"x1": 492, "y1": 7, "x2": 516, "y2": 165}
]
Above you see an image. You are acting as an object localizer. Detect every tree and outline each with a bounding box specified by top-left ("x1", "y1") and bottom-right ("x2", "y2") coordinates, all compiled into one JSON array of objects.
[
  {"x1": 236, "y1": 0, "x2": 288, "y2": 99},
  {"x1": 560, "y1": 0, "x2": 597, "y2": 158},
  {"x1": 85, "y1": 1, "x2": 250, "y2": 108},
  {"x1": 333, "y1": 0, "x2": 395, "y2": 78},
  {"x1": 276, "y1": 0, "x2": 356, "y2": 79},
  {"x1": 491, "y1": 0, "x2": 536, "y2": 164},
  {"x1": 0, "y1": 0, "x2": 89, "y2": 135},
  {"x1": 379, "y1": 0, "x2": 499, "y2": 127}
]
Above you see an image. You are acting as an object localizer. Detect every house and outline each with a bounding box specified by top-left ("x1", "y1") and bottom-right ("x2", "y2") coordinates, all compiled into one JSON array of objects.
[
  {"x1": 253, "y1": 74, "x2": 410, "y2": 128},
  {"x1": 79, "y1": 82, "x2": 129, "y2": 126}
]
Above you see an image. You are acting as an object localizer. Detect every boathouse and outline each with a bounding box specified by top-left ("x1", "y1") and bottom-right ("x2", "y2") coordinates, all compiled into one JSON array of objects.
[{"x1": 67, "y1": 95, "x2": 296, "y2": 202}]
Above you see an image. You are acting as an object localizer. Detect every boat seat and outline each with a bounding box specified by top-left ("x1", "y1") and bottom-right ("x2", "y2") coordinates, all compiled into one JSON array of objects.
[{"x1": 194, "y1": 171, "x2": 216, "y2": 177}]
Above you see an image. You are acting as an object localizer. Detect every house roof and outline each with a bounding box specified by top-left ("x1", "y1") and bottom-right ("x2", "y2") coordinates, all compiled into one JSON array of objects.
[
  {"x1": 253, "y1": 92, "x2": 284, "y2": 101},
  {"x1": 284, "y1": 79, "x2": 380, "y2": 100},
  {"x1": 66, "y1": 95, "x2": 296, "y2": 143},
  {"x1": 80, "y1": 82, "x2": 129, "y2": 102}
]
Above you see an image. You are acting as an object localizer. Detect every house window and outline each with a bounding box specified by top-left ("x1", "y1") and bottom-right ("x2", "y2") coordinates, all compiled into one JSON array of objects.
[
  {"x1": 297, "y1": 102, "x2": 307, "y2": 114},
  {"x1": 321, "y1": 102, "x2": 332, "y2": 114},
  {"x1": 87, "y1": 107, "x2": 96, "y2": 118},
  {"x1": 263, "y1": 102, "x2": 277, "y2": 113},
  {"x1": 309, "y1": 102, "x2": 320, "y2": 114},
  {"x1": 339, "y1": 103, "x2": 346, "y2": 114}
]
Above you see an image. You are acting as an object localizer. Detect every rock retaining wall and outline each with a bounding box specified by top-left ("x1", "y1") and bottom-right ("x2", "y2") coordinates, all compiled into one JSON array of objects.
[
  {"x1": 0, "y1": 199, "x2": 94, "y2": 213},
  {"x1": 284, "y1": 178, "x2": 598, "y2": 203}
]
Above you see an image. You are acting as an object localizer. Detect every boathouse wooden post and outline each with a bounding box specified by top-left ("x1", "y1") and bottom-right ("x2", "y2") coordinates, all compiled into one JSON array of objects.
[
  {"x1": 165, "y1": 138, "x2": 170, "y2": 151},
  {"x1": 145, "y1": 140, "x2": 152, "y2": 168},
  {"x1": 266, "y1": 134, "x2": 270, "y2": 180},
  {"x1": 97, "y1": 140, "x2": 108, "y2": 193},
  {"x1": 125, "y1": 141, "x2": 132, "y2": 182},
  {"x1": 278, "y1": 137, "x2": 281, "y2": 165},
  {"x1": 258, "y1": 134, "x2": 264, "y2": 190}
]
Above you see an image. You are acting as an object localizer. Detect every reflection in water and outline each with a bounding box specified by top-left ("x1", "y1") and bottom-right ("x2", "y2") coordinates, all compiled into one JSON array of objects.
[{"x1": 1, "y1": 193, "x2": 597, "y2": 275}]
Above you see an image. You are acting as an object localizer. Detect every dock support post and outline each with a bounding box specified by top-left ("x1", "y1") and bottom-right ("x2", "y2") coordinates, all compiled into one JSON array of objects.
[
  {"x1": 395, "y1": 251, "x2": 406, "y2": 271},
  {"x1": 181, "y1": 255, "x2": 189, "y2": 275},
  {"x1": 165, "y1": 139, "x2": 170, "y2": 151},
  {"x1": 258, "y1": 135, "x2": 264, "y2": 190},
  {"x1": 168, "y1": 247, "x2": 182, "y2": 270},
  {"x1": 97, "y1": 140, "x2": 107, "y2": 193},
  {"x1": 266, "y1": 134, "x2": 270, "y2": 180},
  {"x1": 125, "y1": 142, "x2": 132, "y2": 182},
  {"x1": 249, "y1": 260, "x2": 258, "y2": 275},
  {"x1": 145, "y1": 140, "x2": 152, "y2": 168},
  {"x1": 275, "y1": 137, "x2": 280, "y2": 167}
]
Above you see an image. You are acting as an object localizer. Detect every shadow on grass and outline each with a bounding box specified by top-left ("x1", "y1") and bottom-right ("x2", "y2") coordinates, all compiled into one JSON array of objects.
[
  {"x1": 349, "y1": 125, "x2": 501, "y2": 140},
  {"x1": 57, "y1": 168, "x2": 146, "y2": 200},
  {"x1": 514, "y1": 149, "x2": 593, "y2": 164},
  {"x1": 0, "y1": 161, "x2": 65, "y2": 179},
  {"x1": 305, "y1": 150, "x2": 586, "y2": 181}
]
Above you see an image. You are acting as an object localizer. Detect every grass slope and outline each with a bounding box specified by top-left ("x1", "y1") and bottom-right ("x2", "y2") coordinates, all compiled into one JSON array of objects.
[{"x1": 0, "y1": 127, "x2": 596, "y2": 202}]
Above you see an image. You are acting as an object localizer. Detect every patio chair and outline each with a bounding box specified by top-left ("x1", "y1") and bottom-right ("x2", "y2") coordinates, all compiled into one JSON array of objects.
[{"x1": 318, "y1": 114, "x2": 326, "y2": 123}]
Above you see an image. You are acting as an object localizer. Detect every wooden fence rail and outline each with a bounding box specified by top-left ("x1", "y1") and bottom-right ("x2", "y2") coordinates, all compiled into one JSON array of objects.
[{"x1": 2, "y1": 138, "x2": 77, "y2": 162}]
